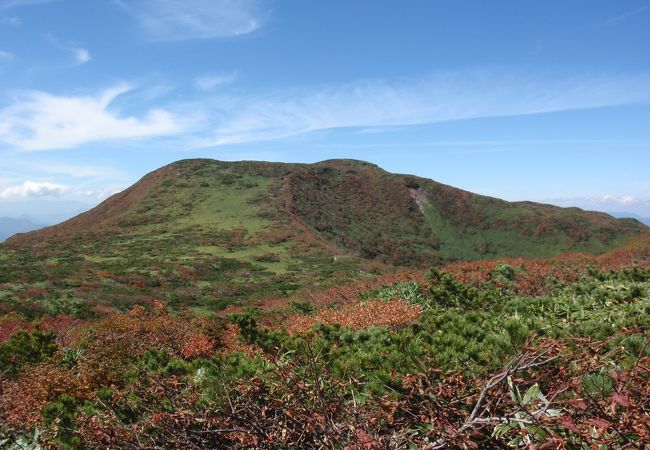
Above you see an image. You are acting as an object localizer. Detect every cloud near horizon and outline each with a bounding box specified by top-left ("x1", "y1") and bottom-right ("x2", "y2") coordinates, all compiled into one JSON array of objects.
[
  {"x1": 79, "y1": 186, "x2": 125, "y2": 200},
  {"x1": 545, "y1": 195, "x2": 650, "y2": 217},
  {"x1": 0, "y1": 84, "x2": 183, "y2": 150},
  {"x1": 0, "y1": 180, "x2": 69, "y2": 199}
]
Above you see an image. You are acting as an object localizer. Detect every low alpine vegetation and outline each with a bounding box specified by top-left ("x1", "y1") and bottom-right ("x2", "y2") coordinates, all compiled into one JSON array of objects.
[{"x1": 0, "y1": 262, "x2": 647, "y2": 448}]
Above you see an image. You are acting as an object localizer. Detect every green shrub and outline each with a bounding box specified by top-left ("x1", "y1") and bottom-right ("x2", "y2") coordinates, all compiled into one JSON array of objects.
[
  {"x1": 0, "y1": 330, "x2": 57, "y2": 376},
  {"x1": 581, "y1": 372, "x2": 614, "y2": 399},
  {"x1": 360, "y1": 281, "x2": 426, "y2": 305},
  {"x1": 428, "y1": 267, "x2": 480, "y2": 309},
  {"x1": 289, "y1": 300, "x2": 316, "y2": 316},
  {"x1": 491, "y1": 262, "x2": 516, "y2": 282},
  {"x1": 42, "y1": 394, "x2": 79, "y2": 449}
]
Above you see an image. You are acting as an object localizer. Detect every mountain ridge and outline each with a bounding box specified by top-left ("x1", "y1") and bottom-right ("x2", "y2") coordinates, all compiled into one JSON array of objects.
[{"x1": 8, "y1": 158, "x2": 645, "y2": 263}]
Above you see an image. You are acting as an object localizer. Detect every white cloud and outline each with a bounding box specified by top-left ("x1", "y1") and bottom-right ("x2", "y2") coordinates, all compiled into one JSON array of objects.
[
  {"x1": 3, "y1": 70, "x2": 650, "y2": 154},
  {"x1": 0, "y1": 180, "x2": 69, "y2": 199},
  {"x1": 194, "y1": 72, "x2": 237, "y2": 91},
  {"x1": 0, "y1": 0, "x2": 57, "y2": 9},
  {"x1": 606, "y1": 5, "x2": 650, "y2": 24},
  {"x1": 0, "y1": 50, "x2": 13, "y2": 63},
  {"x1": 0, "y1": 84, "x2": 184, "y2": 150},
  {"x1": 602, "y1": 195, "x2": 637, "y2": 206},
  {"x1": 73, "y1": 47, "x2": 91, "y2": 65},
  {"x1": 197, "y1": 71, "x2": 650, "y2": 147},
  {"x1": 28, "y1": 162, "x2": 126, "y2": 179},
  {"x1": 0, "y1": 16, "x2": 21, "y2": 26},
  {"x1": 46, "y1": 35, "x2": 92, "y2": 65},
  {"x1": 80, "y1": 186, "x2": 125, "y2": 200},
  {"x1": 115, "y1": 0, "x2": 267, "y2": 41},
  {"x1": 544, "y1": 196, "x2": 650, "y2": 217}
]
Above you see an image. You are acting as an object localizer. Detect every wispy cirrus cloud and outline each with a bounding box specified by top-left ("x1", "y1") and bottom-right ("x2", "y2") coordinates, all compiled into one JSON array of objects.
[
  {"x1": 3, "y1": 70, "x2": 650, "y2": 152},
  {"x1": 197, "y1": 71, "x2": 650, "y2": 147},
  {"x1": 606, "y1": 5, "x2": 650, "y2": 25},
  {"x1": 0, "y1": 16, "x2": 21, "y2": 25},
  {"x1": 115, "y1": 0, "x2": 268, "y2": 41},
  {"x1": 46, "y1": 35, "x2": 92, "y2": 65},
  {"x1": 0, "y1": 180, "x2": 69, "y2": 199},
  {"x1": 0, "y1": 84, "x2": 184, "y2": 150},
  {"x1": 194, "y1": 72, "x2": 237, "y2": 91},
  {"x1": 0, "y1": 50, "x2": 13, "y2": 63},
  {"x1": 27, "y1": 162, "x2": 128, "y2": 180},
  {"x1": 0, "y1": 0, "x2": 57, "y2": 9}
]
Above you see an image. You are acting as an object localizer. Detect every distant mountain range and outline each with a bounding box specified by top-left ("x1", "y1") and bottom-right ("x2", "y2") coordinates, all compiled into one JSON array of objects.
[
  {"x1": 608, "y1": 212, "x2": 650, "y2": 226},
  {"x1": 0, "y1": 216, "x2": 45, "y2": 242},
  {"x1": 0, "y1": 200, "x2": 91, "y2": 226},
  {"x1": 0, "y1": 199, "x2": 92, "y2": 242}
]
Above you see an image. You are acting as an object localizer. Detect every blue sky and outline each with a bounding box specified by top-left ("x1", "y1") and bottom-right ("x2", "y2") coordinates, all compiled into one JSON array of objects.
[{"x1": 0, "y1": 0, "x2": 649, "y2": 221}]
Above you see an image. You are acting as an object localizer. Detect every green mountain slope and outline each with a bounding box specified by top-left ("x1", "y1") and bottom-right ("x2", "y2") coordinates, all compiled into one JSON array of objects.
[{"x1": 0, "y1": 158, "x2": 645, "y2": 317}]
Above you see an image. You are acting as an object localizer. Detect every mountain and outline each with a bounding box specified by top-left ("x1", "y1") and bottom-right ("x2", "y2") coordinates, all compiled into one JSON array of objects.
[
  {"x1": 0, "y1": 216, "x2": 45, "y2": 242},
  {"x1": 608, "y1": 211, "x2": 650, "y2": 226},
  {"x1": 8, "y1": 159, "x2": 645, "y2": 259},
  {"x1": 1, "y1": 159, "x2": 646, "y2": 316}
]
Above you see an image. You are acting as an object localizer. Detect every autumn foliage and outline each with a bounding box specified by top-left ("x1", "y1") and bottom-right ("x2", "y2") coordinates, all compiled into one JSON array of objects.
[{"x1": 0, "y1": 233, "x2": 648, "y2": 448}]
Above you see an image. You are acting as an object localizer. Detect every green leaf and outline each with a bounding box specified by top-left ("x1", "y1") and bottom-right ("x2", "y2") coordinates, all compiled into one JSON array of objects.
[
  {"x1": 492, "y1": 422, "x2": 516, "y2": 438},
  {"x1": 526, "y1": 425, "x2": 548, "y2": 440},
  {"x1": 522, "y1": 383, "x2": 540, "y2": 405},
  {"x1": 507, "y1": 376, "x2": 522, "y2": 403},
  {"x1": 545, "y1": 408, "x2": 563, "y2": 418}
]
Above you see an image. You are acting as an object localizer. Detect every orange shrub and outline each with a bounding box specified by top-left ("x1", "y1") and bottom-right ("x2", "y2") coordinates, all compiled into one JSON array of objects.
[{"x1": 286, "y1": 298, "x2": 421, "y2": 334}]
